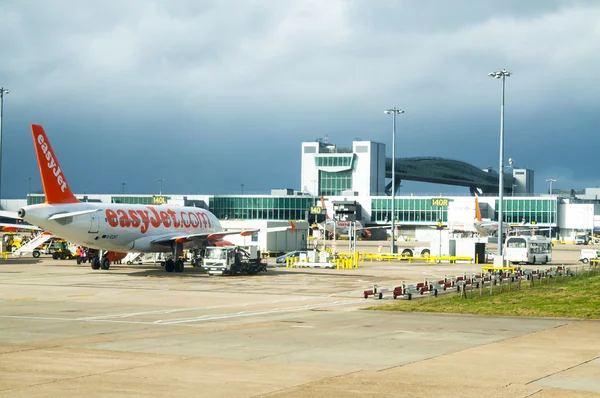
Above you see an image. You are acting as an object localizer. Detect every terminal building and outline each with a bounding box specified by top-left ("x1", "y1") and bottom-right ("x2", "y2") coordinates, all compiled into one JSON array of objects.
[{"x1": 1, "y1": 139, "x2": 598, "y2": 250}]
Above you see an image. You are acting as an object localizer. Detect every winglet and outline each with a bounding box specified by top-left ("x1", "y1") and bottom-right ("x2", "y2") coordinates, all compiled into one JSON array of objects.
[
  {"x1": 31, "y1": 124, "x2": 79, "y2": 204},
  {"x1": 475, "y1": 197, "x2": 482, "y2": 222}
]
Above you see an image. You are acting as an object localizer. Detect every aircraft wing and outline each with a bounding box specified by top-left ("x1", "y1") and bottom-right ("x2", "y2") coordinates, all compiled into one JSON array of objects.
[
  {"x1": 151, "y1": 222, "x2": 296, "y2": 245},
  {"x1": 149, "y1": 230, "x2": 260, "y2": 245},
  {"x1": 0, "y1": 210, "x2": 42, "y2": 231},
  {"x1": 357, "y1": 225, "x2": 391, "y2": 231},
  {"x1": 0, "y1": 210, "x2": 19, "y2": 219},
  {"x1": 1, "y1": 223, "x2": 42, "y2": 232}
]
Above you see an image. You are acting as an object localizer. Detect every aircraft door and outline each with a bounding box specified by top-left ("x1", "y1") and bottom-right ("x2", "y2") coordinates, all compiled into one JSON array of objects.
[{"x1": 89, "y1": 212, "x2": 99, "y2": 234}]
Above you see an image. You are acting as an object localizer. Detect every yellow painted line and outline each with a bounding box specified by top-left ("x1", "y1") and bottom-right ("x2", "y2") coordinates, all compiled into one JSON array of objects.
[
  {"x1": 67, "y1": 293, "x2": 94, "y2": 297},
  {"x1": 8, "y1": 297, "x2": 37, "y2": 301}
]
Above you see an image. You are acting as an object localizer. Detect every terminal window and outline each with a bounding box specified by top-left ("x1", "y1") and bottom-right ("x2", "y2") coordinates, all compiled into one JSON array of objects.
[
  {"x1": 371, "y1": 198, "x2": 447, "y2": 223},
  {"x1": 209, "y1": 196, "x2": 314, "y2": 221},
  {"x1": 315, "y1": 156, "x2": 353, "y2": 168},
  {"x1": 319, "y1": 170, "x2": 352, "y2": 196},
  {"x1": 496, "y1": 198, "x2": 556, "y2": 224},
  {"x1": 111, "y1": 196, "x2": 155, "y2": 205}
]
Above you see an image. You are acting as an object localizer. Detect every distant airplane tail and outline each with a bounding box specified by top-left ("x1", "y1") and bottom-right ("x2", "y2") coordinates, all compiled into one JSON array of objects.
[
  {"x1": 31, "y1": 124, "x2": 79, "y2": 204},
  {"x1": 475, "y1": 197, "x2": 482, "y2": 222},
  {"x1": 320, "y1": 196, "x2": 329, "y2": 219}
]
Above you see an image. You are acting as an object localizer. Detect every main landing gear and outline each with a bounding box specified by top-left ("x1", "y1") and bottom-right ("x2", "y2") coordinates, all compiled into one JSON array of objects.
[
  {"x1": 164, "y1": 258, "x2": 184, "y2": 273},
  {"x1": 89, "y1": 250, "x2": 111, "y2": 270},
  {"x1": 164, "y1": 242, "x2": 185, "y2": 273}
]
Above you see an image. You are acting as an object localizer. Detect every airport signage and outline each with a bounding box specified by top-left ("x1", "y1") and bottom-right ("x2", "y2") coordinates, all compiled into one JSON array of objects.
[
  {"x1": 431, "y1": 198, "x2": 450, "y2": 207},
  {"x1": 153, "y1": 195, "x2": 167, "y2": 205},
  {"x1": 310, "y1": 206, "x2": 325, "y2": 214}
]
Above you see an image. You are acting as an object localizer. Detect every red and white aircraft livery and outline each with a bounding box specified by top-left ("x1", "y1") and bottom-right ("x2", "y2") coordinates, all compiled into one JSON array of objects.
[{"x1": 4, "y1": 124, "x2": 294, "y2": 272}]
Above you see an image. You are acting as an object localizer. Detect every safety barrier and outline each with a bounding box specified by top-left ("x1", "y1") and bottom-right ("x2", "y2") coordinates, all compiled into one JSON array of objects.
[
  {"x1": 552, "y1": 239, "x2": 600, "y2": 245},
  {"x1": 481, "y1": 265, "x2": 516, "y2": 273},
  {"x1": 364, "y1": 279, "x2": 449, "y2": 300},
  {"x1": 363, "y1": 264, "x2": 598, "y2": 301},
  {"x1": 426, "y1": 256, "x2": 473, "y2": 264},
  {"x1": 362, "y1": 253, "x2": 430, "y2": 263},
  {"x1": 0, "y1": 252, "x2": 10, "y2": 259},
  {"x1": 360, "y1": 253, "x2": 472, "y2": 264},
  {"x1": 260, "y1": 251, "x2": 285, "y2": 258}
]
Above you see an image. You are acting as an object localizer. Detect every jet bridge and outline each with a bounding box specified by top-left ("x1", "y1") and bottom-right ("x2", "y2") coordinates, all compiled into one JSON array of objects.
[{"x1": 386, "y1": 157, "x2": 514, "y2": 196}]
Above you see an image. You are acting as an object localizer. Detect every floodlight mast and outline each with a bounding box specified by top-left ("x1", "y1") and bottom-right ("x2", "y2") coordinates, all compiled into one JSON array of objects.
[
  {"x1": 0, "y1": 87, "x2": 10, "y2": 201},
  {"x1": 488, "y1": 69, "x2": 511, "y2": 258},
  {"x1": 384, "y1": 107, "x2": 404, "y2": 254}
]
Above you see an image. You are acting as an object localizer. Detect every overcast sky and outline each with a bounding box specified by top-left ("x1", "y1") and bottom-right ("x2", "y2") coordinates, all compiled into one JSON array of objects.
[{"x1": 1, "y1": 0, "x2": 599, "y2": 198}]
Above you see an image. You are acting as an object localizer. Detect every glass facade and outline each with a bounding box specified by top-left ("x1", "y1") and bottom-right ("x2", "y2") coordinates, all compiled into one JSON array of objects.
[
  {"x1": 314, "y1": 155, "x2": 353, "y2": 168},
  {"x1": 319, "y1": 170, "x2": 352, "y2": 196},
  {"x1": 371, "y1": 198, "x2": 448, "y2": 223},
  {"x1": 27, "y1": 195, "x2": 46, "y2": 205},
  {"x1": 111, "y1": 196, "x2": 160, "y2": 205},
  {"x1": 209, "y1": 196, "x2": 314, "y2": 220},
  {"x1": 495, "y1": 198, "x2": 556, "y2": 224}
]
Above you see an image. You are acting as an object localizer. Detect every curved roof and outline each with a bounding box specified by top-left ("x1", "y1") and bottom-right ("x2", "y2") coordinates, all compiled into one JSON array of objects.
[{"x1": 386, "y1": 157, "x2": 512, "y2": 194}]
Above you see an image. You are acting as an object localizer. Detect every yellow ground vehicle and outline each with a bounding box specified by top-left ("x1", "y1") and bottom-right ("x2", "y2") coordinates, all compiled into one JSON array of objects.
[
  {"x1": 35, "y1": 239, "x2": 77, "y2": 260},
  {"x1": 2, "y1": 233, "x2": 25, "y2": 252}
]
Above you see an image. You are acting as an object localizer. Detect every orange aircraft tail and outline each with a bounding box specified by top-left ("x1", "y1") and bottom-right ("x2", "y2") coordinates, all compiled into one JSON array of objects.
[
  {"x1": 320, "y1": 196, "x2": 329, "y2": 219},
  {"x1": 475, "y1": 197, "x2": 482, "y2": 222},
  {"x1": 31, "y1": 124, "x2": 79, "y2": 204}
]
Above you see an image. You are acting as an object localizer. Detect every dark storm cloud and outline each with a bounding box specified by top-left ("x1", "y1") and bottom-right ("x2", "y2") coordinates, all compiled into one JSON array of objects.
[{"x1": 0, "y1": 0, "x2": 598, "y2": 197}]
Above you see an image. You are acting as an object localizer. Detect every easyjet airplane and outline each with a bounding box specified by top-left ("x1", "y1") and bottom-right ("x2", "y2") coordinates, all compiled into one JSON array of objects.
[{"x1": 2, "y1": 124, "x2": 293, "y2": 272}]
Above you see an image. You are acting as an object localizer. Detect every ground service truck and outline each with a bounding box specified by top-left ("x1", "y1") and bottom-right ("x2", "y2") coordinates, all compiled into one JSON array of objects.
[{"x1": 202, "y1": 246, "x2": 266, "y2": 276}]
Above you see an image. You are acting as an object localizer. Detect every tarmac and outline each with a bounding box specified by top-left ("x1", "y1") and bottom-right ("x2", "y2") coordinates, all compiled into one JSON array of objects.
[{"x1": 1, "y1": 244, "x2": 599, "y2": 397}]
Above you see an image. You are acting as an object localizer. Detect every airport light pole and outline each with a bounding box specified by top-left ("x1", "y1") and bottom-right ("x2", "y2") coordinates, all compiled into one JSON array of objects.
[
  {"x1": 241, "y1": 183, "x2": 244, "y2": 195},
  {"x1": 0, "y1": 87, "x2": 10, "y2": 202},
  {"x1": 157, "y1": 178, "x2": 164, "y2": 196},
  {"x1": 546, "y1": 178, "x2": 556, "y2": 240},
  {"x1": 121, "y1": 182, "x2": 126, "y2": 195},
  {"x1": 488, "y1": 69, "x2": 511, "y2": 258},
  {"x1": 384, "y1": 107, "x2": 405, "y2": 254},
  {"x1": 546, "y1": 178, "x2": 556, "y2": 195}
]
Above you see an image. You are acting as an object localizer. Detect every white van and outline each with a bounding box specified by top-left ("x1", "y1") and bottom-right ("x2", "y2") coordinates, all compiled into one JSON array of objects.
[{"x1": 579, "y1": 249, "x2": 600, "y2": 264}]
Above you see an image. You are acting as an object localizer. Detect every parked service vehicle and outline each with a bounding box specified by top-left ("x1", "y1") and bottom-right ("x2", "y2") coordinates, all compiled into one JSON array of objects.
[
  {"x1": 504, "y1": 235, "x2": 552, "y2": 264},
  {"x1": 575, "y1": 234, "x2": 589, "y2": 245},
  {"x1": 579, "y1": 249, "x2": 600, "y2": 264},
  {"x1": 33, "y1": 239, "x2": 77, "y2": 260},
  {"x1": 399, "y1": 247, "x2": 431, "y2": 258},
  {"x1": 276, "y1": 250, "x2": 307, "y2": 264},
  {"x1": 202, "y1": 245, "x2": 266, "y2": 276}
]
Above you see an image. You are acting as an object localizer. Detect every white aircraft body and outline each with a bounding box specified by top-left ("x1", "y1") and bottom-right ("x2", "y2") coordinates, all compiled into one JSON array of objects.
[
  {"x1": 2, "y1": 124, "x2": 293, "y2": 272},
  {"x1": 472, "y1": 197, "x2": 519, "y2": 237}
]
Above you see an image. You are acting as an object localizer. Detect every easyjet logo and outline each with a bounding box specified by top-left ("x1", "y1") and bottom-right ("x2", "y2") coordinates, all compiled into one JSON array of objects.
[
  {"x1": 37, "y1": 134, "x2": 68, "y2": 192},
  {"x1": 105, "y1": 207, "x2": 212, "y2": 234}
]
